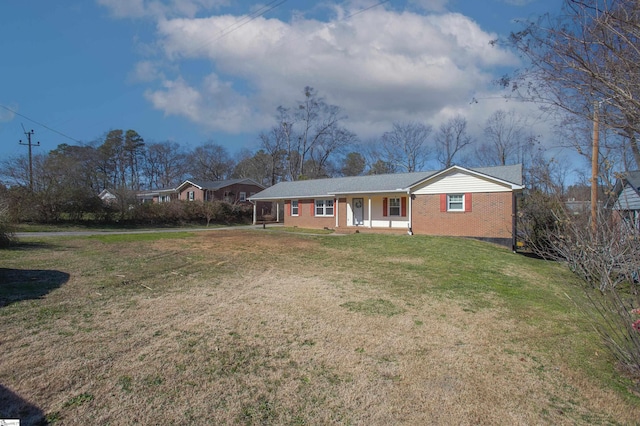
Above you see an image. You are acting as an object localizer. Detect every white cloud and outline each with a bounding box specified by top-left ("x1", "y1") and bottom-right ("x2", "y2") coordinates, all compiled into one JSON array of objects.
[
  {"x1": 144, "y1": 75, "x2": 271, "y2": 133},
  {"x1": 128, "y1": 60, "x2": 164, "y2": 83},
  {"x1": 143, "y1": 6, "x2": 521, "y2": 138},
  {"x1": 145, "y1": 78, "x2": 202, "y2": 122}
]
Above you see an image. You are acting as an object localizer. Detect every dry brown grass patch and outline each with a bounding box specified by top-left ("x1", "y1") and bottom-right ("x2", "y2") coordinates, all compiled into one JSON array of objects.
[{"x1": 0, "y1": 231, "x2": 638, "y2": 424}]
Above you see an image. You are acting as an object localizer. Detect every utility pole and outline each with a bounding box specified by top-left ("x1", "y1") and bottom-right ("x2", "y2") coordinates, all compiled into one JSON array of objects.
[
  {"x1": 591, "y1": 101, "x2": 600, "y2": 236},
  {"x1": 19, "y1": 128, "x2": 40, "y2": 191}
]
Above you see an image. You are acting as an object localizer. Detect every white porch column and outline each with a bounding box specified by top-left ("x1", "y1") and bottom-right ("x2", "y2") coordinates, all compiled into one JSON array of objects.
[
  {"x1": 252, "y1": 202, "x2": 257, "y2": 225},
  {"x1": 276, "y1": 201, "x2": 280, "y2": 222},
  {"x1": 335, "y1": 198, "x2": 339, "y2": 228},
  {"x1": 368, "y1": 197, "x2": 372, "y2": 228}
]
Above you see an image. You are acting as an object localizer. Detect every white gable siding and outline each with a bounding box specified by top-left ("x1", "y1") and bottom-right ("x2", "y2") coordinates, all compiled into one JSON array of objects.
[
  {"x1": 615, "y1": 184, "x2": 640, "y2": 210},
  {"x1": 412, "y1": 171, "x2": 510, "y2": 195}
]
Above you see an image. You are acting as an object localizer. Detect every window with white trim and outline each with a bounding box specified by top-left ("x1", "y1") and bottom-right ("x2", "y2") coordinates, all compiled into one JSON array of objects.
[
  {"x1": 315, "y1": 199, "x2": 334, "y2": 216},
  {"x1": 389, "y1": 197, "x2": 401, "y2": 216},
  {"x1": 447, "y1": 194, "x2": 464, "y2": 211},
  {"x1": 239, "y1": 192, "x2": 246, "y2": 202},
  {"x1": 291, "y1": 200, "x2": 299, "y2": 216},
  {"x1": 187, "y1": 191, "x2": 195, "y2": 201}
]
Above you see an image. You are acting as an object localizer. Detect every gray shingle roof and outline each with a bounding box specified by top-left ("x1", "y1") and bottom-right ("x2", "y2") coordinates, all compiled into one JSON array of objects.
[
  {"x1": 609, "y1": 170, "x2": 640, "y2": 210},
  {"x1": 623, "y1": 171, "x2": 640, "y2": 190},
  {"x1": 468, "y1": 164, "x2": 523, "y2": 186},
  {"x1": 249, "y1": 164, "x2": 523, "y2": 200}
]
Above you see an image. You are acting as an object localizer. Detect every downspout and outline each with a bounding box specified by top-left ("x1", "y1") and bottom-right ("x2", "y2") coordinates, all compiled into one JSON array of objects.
[
  {"x1": 407, "y1": 190, "x2": 413, "y2": 235},
  {"x1": 512, "y1": 191, "x2": 518, "y2": 253}
]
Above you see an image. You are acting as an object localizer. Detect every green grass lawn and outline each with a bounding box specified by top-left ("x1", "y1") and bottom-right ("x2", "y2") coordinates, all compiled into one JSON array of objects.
[
  {"x1": 11, "y1": 222, "x2": 232, "y2": 233},
  {"x1": 1, "y1": 230, "x2": 638, "y2": 424}
]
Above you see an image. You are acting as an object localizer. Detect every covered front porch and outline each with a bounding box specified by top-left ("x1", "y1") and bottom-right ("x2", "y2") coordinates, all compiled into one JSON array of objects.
[
  {"x1": 250, "y1": 194, "x2": 412, "y2": 233},
  {"x1": 337, "y1": 194, "x2": 412, "y2": 232}
]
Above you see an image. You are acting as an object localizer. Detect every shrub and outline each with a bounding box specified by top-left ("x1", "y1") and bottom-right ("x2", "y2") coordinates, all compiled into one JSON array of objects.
[
  {"x1": 0, "y1": 197, "x2": 16, "y2": 248},
  {"x1": 524, "y1": 202, "x2": 640, "y2": 381},
  {"x1": 518, "y1": 190, "x2": 568, "y2": 255}
]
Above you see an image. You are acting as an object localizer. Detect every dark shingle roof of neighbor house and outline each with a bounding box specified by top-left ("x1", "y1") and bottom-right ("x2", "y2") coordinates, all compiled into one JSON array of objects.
[
  {"x1": 249, "y1": 164, "x2": 523, "y2": 200},
  {"x1": 179, "y1": 178, "x2": 265, "y2": 191}
]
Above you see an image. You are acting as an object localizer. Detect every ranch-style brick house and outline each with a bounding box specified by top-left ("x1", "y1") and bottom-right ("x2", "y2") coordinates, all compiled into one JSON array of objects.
[{"x1": 249, "y1": 164, "x2": 524, "y2": 249}]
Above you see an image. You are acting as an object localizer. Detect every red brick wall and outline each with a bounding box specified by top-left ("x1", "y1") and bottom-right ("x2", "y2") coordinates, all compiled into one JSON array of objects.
[
  {"x1": 178, "y1": 184, "x2": 204, "y2": 201},
  {"x1": 212, "y1": 183, "x2": 263, "y2": 204},
  {"x1": 283, "y1": 199, "x2": 337, "y2": 229},
  {"x1": 280, "y1": 194, "x2": 514, "y2": 242},
  {"x1": 179, "y1": 183, "x2": 263, "y2": 203},
  {"x1": 411, "y1": 192, "x2": 514, "y2": 239}
]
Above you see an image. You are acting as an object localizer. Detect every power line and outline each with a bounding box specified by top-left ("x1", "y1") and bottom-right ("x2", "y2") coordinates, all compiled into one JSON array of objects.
[
  {"x1": 192, "y1": 0, "x2": 390, "y2": 55},
  {"x1": 0, "y1": 2, "x2": 289, "y2": 147},
  {"x1": 344, "y1": 0, "x2": 391, "y2": 20},
  {"x1": 192, "y1": 0, "x2": 289, "y2": 54},
  {"x1": 1, "y1": 2, "x2": 391, "y2": 151},
  {"x1": 0, "y1": 104, "x2": 82, "y2": 143}
]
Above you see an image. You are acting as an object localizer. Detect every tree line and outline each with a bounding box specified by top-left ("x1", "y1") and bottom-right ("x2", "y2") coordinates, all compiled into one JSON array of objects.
[
  {"x1": 0, "y1": 81, "x2": 606, "y2": 227},
  {"x1": 1, "y1": 86, "x2": 578, "y2": 198}
]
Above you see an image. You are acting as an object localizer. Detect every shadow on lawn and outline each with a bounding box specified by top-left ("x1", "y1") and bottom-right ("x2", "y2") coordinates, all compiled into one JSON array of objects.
[
  {"x1": 0, "y1": 384, "x2": 46, "y2": 425},
  {"x1": 3, "y1": 241, "x2": 60, "y2": 251},
  {"x1": 0, "y1": 268, "x2": 70, "y2": 308}
]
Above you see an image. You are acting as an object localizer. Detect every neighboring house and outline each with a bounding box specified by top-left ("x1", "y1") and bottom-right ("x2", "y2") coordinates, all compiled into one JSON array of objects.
[
  {"x1": 100, "y1": 179, "x2": 265, "y2": 206},
  {"x1": 176, "y1": 178, "x2": 265, "y2": 204},
  {"x1": 565, "y1": 199, "x2": 591, "y2": 216},
  {"x1": 249, "y1": 164, "x2": 524, "y2": 249},
  {"x1": 609, "y1": 171, "x2": 640, "y2": 229},
  {"x1": 136, "y1": 188, "x2": 178, "y2": 203},
  {"x1": 98, "y1": 189, "x2": 117, "y2": 204}
]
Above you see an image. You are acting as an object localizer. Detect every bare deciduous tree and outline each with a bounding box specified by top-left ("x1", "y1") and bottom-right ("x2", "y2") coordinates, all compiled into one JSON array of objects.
[
  {"x1": 143, "y1": 141, "x2": 188, "y2": 189},
  {"x1": 507, "y1": 0, "x2": 640, "y2": 169},
  {"x1": 276, "y1": 87, "x2": 355, "y2": 180},
  {"x1": 435, "y1": 115, "x2": 472, "y2": 168},
  {"x1": 380, "y1": 121, "x2": 432, "y2": 173},
  {"x1": 232, "y1": 148, "x2": 285, "y2": 187},
  {"x1": 258, "y1": 125, "x2": 288, "y2": 185},
  {"x1": 188, "y1": 142, "x2": 234, "y2": 181},
  {"x1": 476, "y1": 110, "x2": 536, "y2": 167}
]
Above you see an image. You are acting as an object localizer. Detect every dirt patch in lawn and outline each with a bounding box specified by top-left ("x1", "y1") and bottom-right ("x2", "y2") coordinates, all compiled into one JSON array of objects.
[{"x1": 0, "y1": 230, "x2": 637, "y2": 424}]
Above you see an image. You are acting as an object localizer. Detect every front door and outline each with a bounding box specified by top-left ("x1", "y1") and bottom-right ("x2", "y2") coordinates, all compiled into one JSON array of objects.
[{"x1": 353, "y1": 198, "x2": 364, "y2": 226}]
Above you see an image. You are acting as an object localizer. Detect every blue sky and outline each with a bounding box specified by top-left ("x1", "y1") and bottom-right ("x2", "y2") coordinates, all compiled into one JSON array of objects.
[{"x1": 0, "y1": 0, "x2": 564, "y2": 165}]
